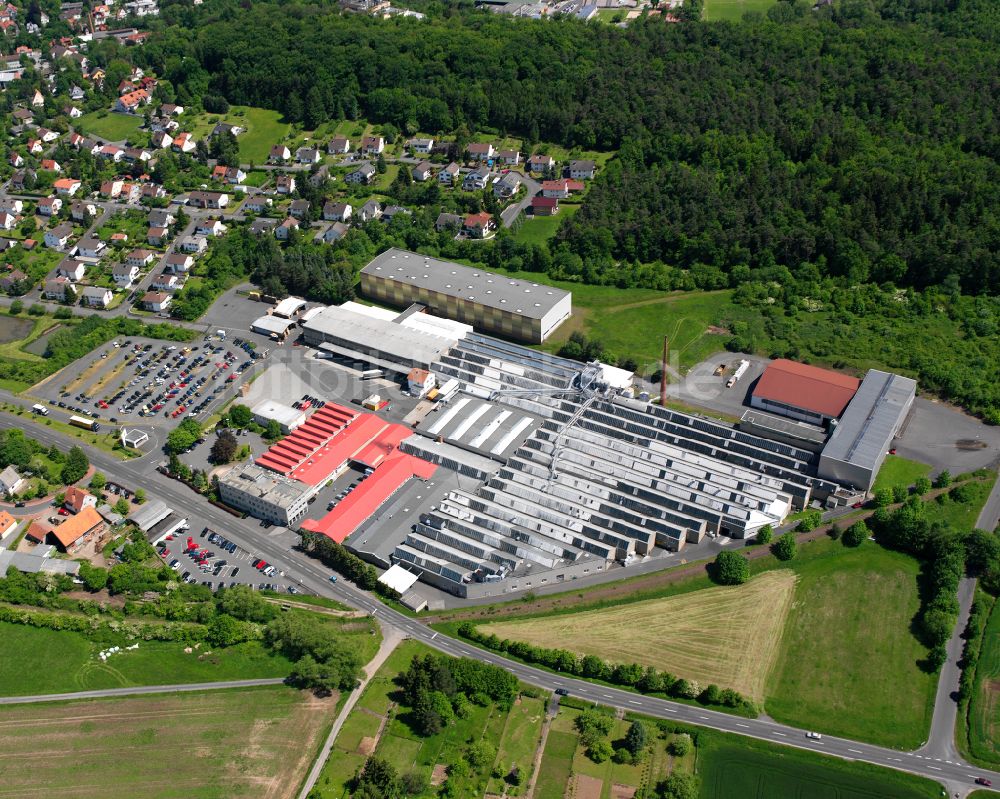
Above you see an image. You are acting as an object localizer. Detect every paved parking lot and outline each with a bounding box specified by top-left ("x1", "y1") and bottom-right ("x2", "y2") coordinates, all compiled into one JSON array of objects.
[
  {"x1": 667, "y1": 351, "x2": 770, "y2": 418},
  {"x1": 157, "y1": 526, "x2": 302, "y2": 594}
]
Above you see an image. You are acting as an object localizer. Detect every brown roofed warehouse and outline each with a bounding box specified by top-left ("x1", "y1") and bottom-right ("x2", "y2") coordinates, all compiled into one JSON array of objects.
[{"x1": 751, "y1": 359, "x2": 861, "y2": 426}]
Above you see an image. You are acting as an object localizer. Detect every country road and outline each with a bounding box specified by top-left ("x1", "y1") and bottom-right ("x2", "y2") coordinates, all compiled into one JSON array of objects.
[{"x1": 0, "y1": 678, "x2": 285, "y2": 705}]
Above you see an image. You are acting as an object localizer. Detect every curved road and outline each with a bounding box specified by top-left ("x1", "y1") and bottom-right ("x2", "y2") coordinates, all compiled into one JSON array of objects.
[{"x1": 1, "y1": 410, "x2": 997, "y2": 794}]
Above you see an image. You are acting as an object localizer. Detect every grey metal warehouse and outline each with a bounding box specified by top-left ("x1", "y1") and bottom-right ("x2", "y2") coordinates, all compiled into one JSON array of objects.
[
  {"x1": 818, "y1": 370, "x2": 916, "y2": 491},
  {"x1": 359, "y1": 248, "x2": 572, "y2": 344}
]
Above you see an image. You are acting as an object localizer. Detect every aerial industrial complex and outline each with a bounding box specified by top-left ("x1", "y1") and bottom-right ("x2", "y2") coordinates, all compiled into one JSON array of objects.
[{"x1": 208, "y1": 250, "x2": 919, "y2": 601}]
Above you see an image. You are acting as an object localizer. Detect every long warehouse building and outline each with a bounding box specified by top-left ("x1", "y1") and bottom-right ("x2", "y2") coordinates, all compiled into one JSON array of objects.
[{"x1": 360, "y1": 248, "x2": 572, "y2": 344}]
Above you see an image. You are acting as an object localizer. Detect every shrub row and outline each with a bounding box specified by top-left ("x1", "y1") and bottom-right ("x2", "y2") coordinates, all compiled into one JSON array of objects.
[
  {"x1": 298, "y1": 531, "x2": 400, "y2": 601},
  {"x1": 457, "y1": 623, "x2": 757, "y2": 716},
  {"x1": 0, "y1": 604, "x2": 208, "y2": 644}
]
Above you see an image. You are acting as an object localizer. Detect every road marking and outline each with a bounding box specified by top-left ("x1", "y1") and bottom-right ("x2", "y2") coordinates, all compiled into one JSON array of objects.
[
  {"x1": 602, "y1": 694, "x2": 613, "y2": 699},
  {"x1": 628, "y1": 700, "x2": 641, "y2": 706},
  {"x1": 736, "y1": 723, "x2": 750, "y2": 728},
  {"x1": 699, "y1": 716, "x2": 709, "y2": 720},
  {"x1": 928, "y1": 766, "x2": 941, "y2": 771},
  {"x1": 664, "y1": 708, "x2": 676, "y2": 713},
  {"x1": 772, "y1": 732, "x2": 786, "y2": 737}
]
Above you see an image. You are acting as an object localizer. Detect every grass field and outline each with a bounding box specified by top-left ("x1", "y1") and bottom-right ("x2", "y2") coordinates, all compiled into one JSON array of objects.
[
  {"x1": 479, "y1": 570, "x2": 797, "y2": 702},
  {"x1": 0, "y1": 622, "x2": 294, "y2": 695},
  {"x1": 77, "y1": 111, "x2": 143, "y2": 142},
  {"x1": 766, "y1": 546, "x2": 936, "y2": 748},
  {"x1": 513, "y1": 207, "x2": 577, "y2": 247},
  {"x1": 966, "y1": 597, "x2": 1000, "y2": 767},
  {"x1": 698, "y1": 738, "x2": 942, "y2": 799},
  {"x1": 924, "y1": 475, "x2": 997, "y2": 532},
  {"x1": 0, "y1": 685, "x2": 332, "y2": 799},
  {"x1": 873, "y1": 455, "x2": 932, "y2": 493},
  {"x1": 703, "y1": 0, "x2": 776, "y2": 21}
]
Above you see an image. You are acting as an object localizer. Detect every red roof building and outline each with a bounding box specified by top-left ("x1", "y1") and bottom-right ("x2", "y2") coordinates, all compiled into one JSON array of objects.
[{"x1": 751, "y1": 359, "x2": 861, "y2": 424}]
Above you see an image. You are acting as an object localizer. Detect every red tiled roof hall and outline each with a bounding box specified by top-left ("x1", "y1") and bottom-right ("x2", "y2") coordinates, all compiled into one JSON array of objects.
[{"x1": 751, "y1": 359, "x2": 860, "y2": 420}]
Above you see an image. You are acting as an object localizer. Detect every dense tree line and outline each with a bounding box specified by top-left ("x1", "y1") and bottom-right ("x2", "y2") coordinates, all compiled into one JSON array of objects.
[{"x1": 458, "y1": 622, "x2": 756, "y2": 715}]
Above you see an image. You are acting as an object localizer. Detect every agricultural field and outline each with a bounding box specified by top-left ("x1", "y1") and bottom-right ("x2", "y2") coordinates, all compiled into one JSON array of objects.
[
  {"x1": 698, "y1": 737, "x2": 942, "y2": 799},
  {"x1": 479, "y1": 570, "x2": 798, "y2": 702},
  {"x1": 766, "y1": 545, "x2": 936, "y2": 748},
  {"x1": 0, "y1": 685, "x2": 332, "y2": 799},
  {"x1": 0, "y1": 622, "x2": 294, "y2": 695},
  {"x1": 964, "y1": 597, "x2": 1000, "y2": 768},
  {"x1": 702, "y1": 0, "x2": 777, "y2": 21},
  {"x1": 76, "y1": 110, "x2": 143, "y2": 142},
  {"x1": 872, "y1": 454, "x2": 932, "y2": 493}
]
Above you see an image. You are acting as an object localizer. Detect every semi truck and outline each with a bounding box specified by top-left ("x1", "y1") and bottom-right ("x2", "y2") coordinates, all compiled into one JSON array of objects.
[
  {"x1": 726, "y1": 360, "x2": 750, "y2": 388},
  {"x1": 69, "y1": 415, "x2": 100, "y2": 432}
]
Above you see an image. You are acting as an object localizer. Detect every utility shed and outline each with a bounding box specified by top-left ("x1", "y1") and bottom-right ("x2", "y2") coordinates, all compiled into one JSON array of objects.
[
  {"x1": 818, "y1": 370, "x2": 917, "y2": 492},
  {"x1": 252, "y1": 399, "x2": 306, "y2": 432},
  {"x1": 250, "y1": 315, "x2": 295, "y2": 339}
]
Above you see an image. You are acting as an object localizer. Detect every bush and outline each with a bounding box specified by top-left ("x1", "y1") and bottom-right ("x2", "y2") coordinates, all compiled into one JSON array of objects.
[
  {"x1": 710, "y1": 551, "x2": 749, "y2": 585},
  {"x1": 914, "y1": 476, "x2": 932, "y2": 495},
  {"x1": 667, "y1": 736, "x2": 691, "y2": 757},
  {"x1": 874, "y1": 488, "x2": 894, "y2": 507},
  {"x1": 892, "y1": 485, "x2": 909, "y2": 503},
  {"x1": 795, "y1": 509, "x2": 823, "y2": 532},
  {"x1": 8, "y1": 299, "x2": 23, "y2": 315},
  {"x1": 933, "y1": 470, "x2": 952, "y2": 489},
  {"x1": 827, "y1": 522, "x2": 841, "y2": 540},
  {"x1": 587, "y1": 740, "x2": 613, "y2": 763},
  {"x1": 842, "y1": 520, "x2": 869, "y2": 548},
  {"x1": 755, "y1": 524, "x2": 773, "y2": 545},
  {"x1": 771, "y1": 532, "x2": 797, "y2": 561}
]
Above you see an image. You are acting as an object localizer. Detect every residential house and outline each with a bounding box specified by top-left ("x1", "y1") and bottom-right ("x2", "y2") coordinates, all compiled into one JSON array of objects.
[
  {"x1": 9, "y1": 169, "x2": 34, "y2": 192},
  {"x1": 0, "y1": 268, "x2": 27, "y2": 291},
  {"x1": 125, "y1": 248, "x2": 155, "y2": 268},
  {"x1": 70, "y1": 85, "x2": 85, "y2": 101},
  {"x1": 541, "y1": 179, "x2": 572, "y2": 199},
  {"x1": 295, "y1": 146, "x2": 321, "y2": 164},
  {"x1": 30, "y1": 88, "x2": 43, "y2": 107},
  {"x1": 493, "y1": 171, "x2": 521, "y2": 200},
  {"x1": 11, "y1": 107, "x2": 33, "y2": 124},
  {"x1": 463, "y1": 211, "x2": 495, "y2": 238},
  {"x1": 150, "y1": 271, "x2": 179, "y2": 292},
  {"x1": 361, "y1": 135, "x2": 384, "y2": 156},
  {"x1": 8, "y1": 152, "x2": 22, "y2": 168},
  {"x1": 141, "y1": 290, "x2": 170, "y2": 312},
  {"x1": 179, "y1": 235, "x2": 208, "y2": 254},
  {"x1": 100, "y1": 180, "x2": 124, "y2": 198},
  {"x1": 382, "y1": 205, "x2": 411, "y2": 224},
  {"x1": 322, "y1": 201, "x2": 351, "y2": 222},
  {"x1": 462, "y1": 165, "x2": 491, "y2": 191},
  {"x1": 345, "y1": 163, "x2": 376, "y2": 186},
  {"x1": 124, "y1": 147, "x2": 152, "y2": 163},
  {"x1": 43, "y1": 276, "x2": 75, "y2": 300},
  {"x1": 275, "y1": 175, "x2": 296, "y2": 194},
  {"x1": 569, "y1": 159, "x2": 596, "y2": 180},
  {"x1": 308, "y1": 165, "x2": 330, "y2": 187},
  {"x1": 407, "y1": 137, "x2": 434, "y2": 155},
  {"x1": 147, "y1": 226, "x2": 168, "y2": 246},
  {"x1": 160, "y1": 103, "x2": 183, "y2": 116},
  {"x1": 98, "y1": 144, "x2": 124, "y2": 162},
  {"x1": 187, "y1": 191, "x2": 228, "y2": 209},
  {"x1": 81, "y1": 285, "x2": 113, "y2": 308},
  {"x1": 37, "y1": 197, "x2": 62, "y2": 216},
  {"x1": 528, "y1": 154, "x2": 555, "y2": 172},
  {"x1": 140, "y1": 185, "x2": 168, "y2": 201},
  {"x1": 44, "y1": 222, "x2": 74, "y2": 248},
  {"x1": 0, "y1": 465, "x2": 24, "y2": 496},
  {"x1": 147, "y1": 209, "x2": 175, "y2": 228},
  {"x1": 530, "y1": 196, "x2": 559, "y2": 216},
  {"x1": 112, "y1": 262, "x2": 139, "y2": 287},
  {"x1": 314, "y1": 221, "x2": 348, "y2": 243},
  {"x1": 195, "y1": 219, "x2": 226, "y2": 237},
  {"x1": 40, "y1": 158, "x2": 61, "y2": 172},
  {"x1": 439, "y1": 162, "x2": 460, "y2": 184},
  {"x1": 172, "y1": 132, "x2": 196, "y2": 153},
  {"x1": 412, "y1": 161, "x2": 433, "y2": 182},
  {"x1": 327, "y1": 136, "x2": 350, "y2": 155},
  {"x1": 0, "y1": 212, "x2": 17, "y2": 230},
  {"x1": 466, "y1": 142, "x2": 494, "y2": 161},
  {"x1": 37, "y1": 128, "x2": 60, "y2": 143},
  {"x1": 496, "y1": 149, "x2": 521, "y2": 166},
  {"x1": 26, "y1": 139, "x2": 43, "y2": 155},
  {"x1": 268, "y1": 144, "x2": 291, "y2": 163},
  {"x1": 150, "y1": 129, "x2": 173, "y2": 149},
  {"x1": 0, "y1": 198, "x2": 22, "y2": 215},
  {"x1": 69, "y1": 201, "x2": 98, "y2": 222},
  {"x1": 75, "y1": 237, "x2": 105, "y2": 258},
  {"x1": 359, "y1": 200, "x2": 382, "y2": 223},
  {"x1": 275, "y1": 217, "x2": 299, "y2": 240},
  {"x1": 243, "y1": 197, "x2": 272, "y2": 214},
  {"x1": 115, "y1": 88, "x2": 150, "y2": 112},
  {"x1": 289, "y1": 199, "x2": 311, "y2": 219},
  {"x1": 249, "y1": 218, "x2": 276, "y2": 236},
  {"x1": 163, "y1": 253, "x2": 193, "y2": 274},
  {"x1": 56, "y1": 258, "x2": 86, "y2": 281},
  {"x1": 53, "y1": 178, "x2": 81, "y2": 196},
  {"x1": 211, "y1": 164, "x2": 246, "y2": 184},
  {"x1": 46, "y1": 505, "x2": 105, "y2": 553},
  {"x1": 211, "y1": 122, "x2": 243, "y2": 137}
]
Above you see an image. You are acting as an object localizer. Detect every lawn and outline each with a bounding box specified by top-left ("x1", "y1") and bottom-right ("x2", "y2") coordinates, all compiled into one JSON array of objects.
[
  {"x1": 534, "y1": 729, "x2": 578, "y2": 799},
  {"x1": 698, "y1": 738, "x2": 942, "y2": 799},
  {"x1": 923, "y1": 475, "x2": 997, "y2": 532},
  {"x1": 0, "y1": 622, "x2": 294, "y2": 695},
  {"x1": 965, "y1": 596, "x2": 1000, "y2": 768},
  {"x1": 236, "y1": 107, "x2": 292, "y2": 163},
  {"x1": 479, "y1": 570, "x2": 797, "y2": 702},
  {"x1": 0, "y1": 685, "x2": 333, "y2": 799},
  {"x1": 765, "y1": 545, "x2": 936, "y2": 748},
  {"x1": 485, "y1": 695, "x2": 547, "y2": 796},
  {"x1": 512, "y1": 207, "x2": 576, "y2": 247},
  {"x1": 77, "y1": 110, "x2": 143, "y2": 142},
  {"x1": 703, "y1": 0, "x2": 777, "y2": 21},
  {"x1": 873, "y1": 454, "x2": 932, "y2": 493}
]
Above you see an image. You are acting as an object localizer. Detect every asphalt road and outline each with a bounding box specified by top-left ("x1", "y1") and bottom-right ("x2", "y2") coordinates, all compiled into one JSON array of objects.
[
  {"x1": 2, "y1": 409, "x2": 998, "y2": 793},
  {"x1": 0, "y1": 678, "x2": 285, "y2": 705}
]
